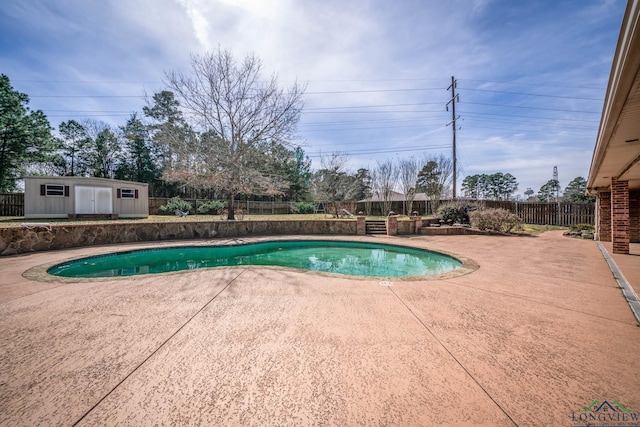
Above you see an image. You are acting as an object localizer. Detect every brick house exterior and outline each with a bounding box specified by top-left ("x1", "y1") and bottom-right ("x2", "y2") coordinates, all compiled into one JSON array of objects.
[{"x1": 587, "y1": 0, "x2": 640, "y2": 254}]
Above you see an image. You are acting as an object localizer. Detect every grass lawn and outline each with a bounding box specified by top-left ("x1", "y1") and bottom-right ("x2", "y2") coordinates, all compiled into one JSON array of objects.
[
  {"x1": 0, "y1": 214, "x2": 349, "y2": 227},
  {"x1": 0, "y1": 213, "x2": 425, "y2": 226},
  {"x1": 518, "y1": 224, "x2": 567, "y2": 235},
  {"x1": 0, "y1": 214, "x2": 568, "y2": 235}
]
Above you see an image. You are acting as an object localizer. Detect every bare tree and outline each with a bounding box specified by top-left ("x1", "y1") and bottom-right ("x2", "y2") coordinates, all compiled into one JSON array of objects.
[
  {"x1": 311, "y1": 152, "x2": 358, "y2": 218},
  {"x1": 372, "y1": 159, "x2": 399, "y2": 216},
  {"x1": 165, "y1": 48, "x2": 304, "y2": 219},
  {"x1": 398, "y1": 156, "x2": 419, "y2": 215}
]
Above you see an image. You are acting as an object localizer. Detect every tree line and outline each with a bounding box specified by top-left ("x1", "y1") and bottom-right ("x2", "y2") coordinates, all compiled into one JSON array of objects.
[
  {"x1": 0, "y1": 51, "x2": 464, "y2": 220},
  {"x1": 0, "y1": 51, "x2": 312, "y2": 219},
  {"x1": 313, "y1": 152, "x2": 455, "y2": 217},
  {"x1": 461, "y1": 174, "x2": 593, "y2": 204},
  {"x1": 0, "y1": 49, "x2": 593, "y2": 222}
]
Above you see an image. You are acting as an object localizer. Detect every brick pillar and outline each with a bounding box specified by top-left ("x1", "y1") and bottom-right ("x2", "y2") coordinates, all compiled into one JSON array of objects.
[
  {"x1": 356, "y1": 216, "x2": 366, "y2": 235},
  {"x1": 611, "y1": 178, "x2": 629, "y2": 254},
  {"x1": 597, "y1": 191, "x2": 611, "y2": 242},
  {"x1": 386, "y1": 215, "x2": 398, "y2": 236},
  {"x1": 410, "y1": 215, "x2": 423, "y2": 234},
  {"x1": 630, "y1": 190, "x2": 640, "y2": 243}
]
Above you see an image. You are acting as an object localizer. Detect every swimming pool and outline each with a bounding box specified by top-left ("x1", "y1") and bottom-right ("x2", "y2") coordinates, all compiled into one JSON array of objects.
[{"x1": 47, "y1": 240, "x2": 463, "y2": 279}]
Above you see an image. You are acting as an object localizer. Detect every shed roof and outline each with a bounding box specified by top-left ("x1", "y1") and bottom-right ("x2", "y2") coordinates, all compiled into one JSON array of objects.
[{"x1": 24, "y1": 176, "x2": 149, "y2": 187}]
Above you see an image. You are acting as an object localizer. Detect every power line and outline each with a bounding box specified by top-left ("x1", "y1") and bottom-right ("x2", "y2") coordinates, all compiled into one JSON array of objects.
[
  {"x1": 299, "y1": 117, "x2": 438, "y2": 127},
  {"x1": 13, "y1": 80, "x2": 158, "y2": 84},
  {"x1": 30, "y1": 95, "x2": 144, "y2": 98},
  {"x1": 308, "y1": 144, "x2": 451, "y2": 158},
  {"x1": 462, "y1": 111, "x2": 599, "y2": 123},
  {"x1": 303, "y1": 101, "x2": 443, "y2": 110},
  {"x1": 303, "y1": 109, "x2": 445, "y2": 114},
  {"x1": 301, "y1": 123, "x2": 444, "y2": 133},
  {"x1": 460, "y1": 87, "x2": 604, "y2": 101},
  {"x1": 458, "y1": 78, "x2": 605, "y2": 91},
  {"x1": 463, "y1": 123, "x2": 596, "y2": 134},
  {"x1": 463, "y1": 101, "x2": 600, "y2": 114},
  {"x1": 464, "y1": 123, "x2": 595, "y2": 135},
  {"x1": 463, "y1": 118, "x2": 596, "y2": 132},
  {"x1": 305, "y1": 87, "x2": 444, "y2": 94},
  {"x1": 458, "y1": 136, "x2": 593, "y2": 146}
]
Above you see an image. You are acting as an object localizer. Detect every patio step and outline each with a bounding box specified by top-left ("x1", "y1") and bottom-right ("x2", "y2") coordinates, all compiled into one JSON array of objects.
[{"x1": 366, "y1": 220, "x2": 387, "y2": 234}]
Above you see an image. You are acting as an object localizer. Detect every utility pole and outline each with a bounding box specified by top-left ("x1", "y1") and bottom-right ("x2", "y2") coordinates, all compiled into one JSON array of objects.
[
  {"x1": 553, "y1": 166, "x2": 559, "y2": 202},
  {"x1": 553, "y1": 165, "x2": 560, "y2": 225},
  {"x1": 446, "y1": 76, "x2": 460, "y2": 199}
]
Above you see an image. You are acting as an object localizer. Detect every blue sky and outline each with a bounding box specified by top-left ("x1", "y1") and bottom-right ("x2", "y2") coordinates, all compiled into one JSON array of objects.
[{"x1": 0, "y1": 0, "x2": 626, "y2": 197}]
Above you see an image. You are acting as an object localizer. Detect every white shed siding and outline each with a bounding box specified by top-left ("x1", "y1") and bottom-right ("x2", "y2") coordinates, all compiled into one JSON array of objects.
[{"x1": 24, "y1": 176, "x2": 148, "y2": 219}]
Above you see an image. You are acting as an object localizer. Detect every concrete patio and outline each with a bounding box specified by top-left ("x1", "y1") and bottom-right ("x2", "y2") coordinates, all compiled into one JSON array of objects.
[{"x1": 0, "y1": 231, "x2": 638, "y2": 426}]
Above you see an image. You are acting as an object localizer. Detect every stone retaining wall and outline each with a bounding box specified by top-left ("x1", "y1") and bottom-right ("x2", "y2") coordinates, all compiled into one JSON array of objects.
[
  {"x1": 0, "y1": 218, "x2": 496, "y2": 256},
  {"x1": 0, "y1": 220, "x2": 357, "y2": 256}
]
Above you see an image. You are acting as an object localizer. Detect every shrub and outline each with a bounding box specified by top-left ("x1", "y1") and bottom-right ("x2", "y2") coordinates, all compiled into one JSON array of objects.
[
  {"x1": 290, "y1": 201, "x2": 316, "y2": 214},
  {"x1": 158, "y1": 197, "x2": 193, "y2": 215},
  {"x1": 469, "y1": 208, "x2": 523, "y2": 233},
  {"x1": 197, "y1": 200, "x2": 226, "y2": 214},
  {"x1": 569, "y1": 223, "x2": 594, "y2": 233},
  {"x1": 436, "y1": 201, "x2": 479, "y2": 225}
]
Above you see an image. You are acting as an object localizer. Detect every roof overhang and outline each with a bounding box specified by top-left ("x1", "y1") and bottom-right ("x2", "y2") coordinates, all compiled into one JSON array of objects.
[{"x1": 587, "y1": 0, "x2": 640, "y2": 194}]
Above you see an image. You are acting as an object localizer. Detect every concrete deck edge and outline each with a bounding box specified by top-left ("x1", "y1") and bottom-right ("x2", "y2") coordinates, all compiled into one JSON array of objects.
[
  {"x1": 21, "y1": 236, "x2": 480, "y2": 284},
  {"x1": 597, "y1": 241, "x2": 640, "y2": 325}
]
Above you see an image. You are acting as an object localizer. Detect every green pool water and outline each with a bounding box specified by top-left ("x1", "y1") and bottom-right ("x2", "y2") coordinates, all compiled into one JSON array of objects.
[{"x1": 47, "y1": 240, "x2": 462, "y2": 279}]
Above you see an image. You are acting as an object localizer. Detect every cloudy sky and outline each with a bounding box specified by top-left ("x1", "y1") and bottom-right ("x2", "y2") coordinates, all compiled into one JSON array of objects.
[{"x1": 0, "y1": 0, "x2": 627, "y2": 197}]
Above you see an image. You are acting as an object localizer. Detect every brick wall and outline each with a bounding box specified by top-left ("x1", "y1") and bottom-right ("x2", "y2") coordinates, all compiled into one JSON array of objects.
[
  {"x1": 597, "y1": 191, "x2": 611, "y2": 242},
  {"x1": 630, "y1": 190, "x2": 640, "y2": 243},
  {"x1": 611, "y1": 178, "x2": 629, "y2": 254}
]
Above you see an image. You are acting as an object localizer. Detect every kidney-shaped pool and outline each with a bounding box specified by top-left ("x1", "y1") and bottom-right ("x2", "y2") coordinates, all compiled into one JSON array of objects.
[{"x1": 47, "y1": 240, "x2": 464, "y2": 279}]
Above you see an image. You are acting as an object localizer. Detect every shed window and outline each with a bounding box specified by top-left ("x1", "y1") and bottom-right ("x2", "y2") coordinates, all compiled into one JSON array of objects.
[
  {"x1": 43, "y1": 184, "x2": 66, "y2": 197},
  {"x1": 118, "y1": 188, "x2": 137, "y2": 199}
]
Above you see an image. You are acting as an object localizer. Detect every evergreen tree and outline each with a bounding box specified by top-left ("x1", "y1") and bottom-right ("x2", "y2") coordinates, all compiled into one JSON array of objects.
[
  {"x1": 461, "y1": 173, "x2": 518, "y2": 200},
  {"x1": 57, "y1": 119, "x2": 90, "y2": 176},
  {"x1": 416, "y1": 161, "x2": 442, "y2": 199},
  {"x1": 84, "y1": 123, "x2": 120, "y2": 179},
  {"x1": 537, "y1": 179, "x2": 561, "y2": 202},
  {"x1": 353, "y1": 168, "x2": 372, "y2": 202},
  {"x1": 0, "y1": 74, "x2": 55, "y2": 191},
  {"x1": 562, "y1": 176, "x2": 595, "y2": 203},
  {"x1": 115, "y1": 113, "x2": 162, "y2": 185},
  {"x1": 284, "y1": 146, "x2": 311, "y2": 201}
]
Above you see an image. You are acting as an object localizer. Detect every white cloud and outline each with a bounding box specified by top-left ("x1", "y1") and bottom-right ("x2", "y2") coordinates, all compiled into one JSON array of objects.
[{"x1": 0, "y1": 0, "x2": 626, "y2": 194}]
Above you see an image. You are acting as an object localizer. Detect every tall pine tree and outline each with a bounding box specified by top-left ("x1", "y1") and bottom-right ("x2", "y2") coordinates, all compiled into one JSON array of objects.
[{"x1": 0, "y1": 74, "x2": 54, "y2": 191}]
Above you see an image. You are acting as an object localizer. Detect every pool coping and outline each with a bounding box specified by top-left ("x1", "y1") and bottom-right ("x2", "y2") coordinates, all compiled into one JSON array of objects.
[{"x1": 22, "y1": 235, "x2": 480, "y2": 284}]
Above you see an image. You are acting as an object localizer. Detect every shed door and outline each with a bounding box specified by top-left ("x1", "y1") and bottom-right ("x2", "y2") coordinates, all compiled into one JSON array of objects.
[{"x1": 75, "y1": 186, "x2": 113, "y2": 214}]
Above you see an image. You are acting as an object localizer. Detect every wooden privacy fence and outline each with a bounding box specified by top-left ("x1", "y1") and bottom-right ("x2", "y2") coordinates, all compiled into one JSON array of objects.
[
  {"x1": 357, "y1": 199, "x2": 594, "y2": 226},
  {"x1": 3, "y1": 194, "x2": 594, "y2": 226},
  {"x1": 480, "y1": 201, "x2": 594, "y2": 226},
  {"x1": 0, "y1": 193, "x2": 24, "y2": 216}
]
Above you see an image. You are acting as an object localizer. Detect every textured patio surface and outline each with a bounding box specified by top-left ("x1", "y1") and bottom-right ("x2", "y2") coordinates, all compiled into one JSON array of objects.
[{"x1": 0, "y1": 231, "x2": 638, "y2": 426}]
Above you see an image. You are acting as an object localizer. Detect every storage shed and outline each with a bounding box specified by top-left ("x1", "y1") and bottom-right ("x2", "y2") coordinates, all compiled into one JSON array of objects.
[{"x1": 24, "y1": 176, "x2": 148, "y2": 219}]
